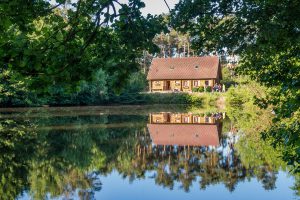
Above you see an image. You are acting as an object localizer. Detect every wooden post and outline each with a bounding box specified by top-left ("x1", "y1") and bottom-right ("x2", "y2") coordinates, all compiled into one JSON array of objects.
[
  {"x1": 149, "y1": 81, "x2": 152, "y2": 92},
  {"x1": 180, "y1": 80, "x2": 183, "y2": 91}
]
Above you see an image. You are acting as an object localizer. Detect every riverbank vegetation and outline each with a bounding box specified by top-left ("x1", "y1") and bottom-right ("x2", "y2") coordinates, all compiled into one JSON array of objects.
[{"x1": 0, "y1": 68, "x2": 223, "y2": 107}]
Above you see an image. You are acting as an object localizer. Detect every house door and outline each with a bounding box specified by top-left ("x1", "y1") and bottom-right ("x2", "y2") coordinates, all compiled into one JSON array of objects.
[
  {"x1": 164, "y1": 81, "x2": 171, "y2": 90},
  {"x1": 166, "y1": 81, "x2": 170, "y2": 90}
]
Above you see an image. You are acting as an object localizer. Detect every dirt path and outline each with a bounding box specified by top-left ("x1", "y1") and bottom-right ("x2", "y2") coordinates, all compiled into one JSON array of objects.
[{"x1": 216, "y1": 95, "x2": 226, "y2": 110}]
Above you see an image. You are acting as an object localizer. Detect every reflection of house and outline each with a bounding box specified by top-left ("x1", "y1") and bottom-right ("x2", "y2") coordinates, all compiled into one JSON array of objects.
[
  {"x1": 148, "y1": 124, "x2": 221, "y2": 146},
  {"x1": 150, "y1": 113, "x2": 220, "y2": 124},
  {"x1": 147, "y1": 56, "x2": 222, "y2": 92},
  {"x1": 148, "y1": 113, "x2": 223, "y2": 147}
]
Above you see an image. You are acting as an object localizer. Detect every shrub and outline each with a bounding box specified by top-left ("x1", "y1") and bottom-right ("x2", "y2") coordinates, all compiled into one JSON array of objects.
[
  {"x1": 192, "y1": 88, "x2": 198, "y2": 92},
  {"x1": 205, "y1": 86, "x2": 212, "y2": 92},
  {"x1": 198, "y1": 86, "x2": 204, "y2": 92},
  {"x1": 186, "y1": 94, "x2": 203, "y2": 105}
]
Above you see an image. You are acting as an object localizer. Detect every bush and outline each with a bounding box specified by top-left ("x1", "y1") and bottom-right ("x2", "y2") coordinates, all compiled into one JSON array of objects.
[
  {"x1": 205, "y1": 86, "x2": 212, "y2": 92},
  {"x1": 192, "y1": 88, "x2": 198, "y2": 92},
  {"x1": 198, "y1": 86, "x2": 204, "y2": 92},
  {"x1": 191, "y1": 86, "x2": 205, "y2": 93},
  {"x1": 112, "y1": 93, "x2": 204, "y2": 105}
]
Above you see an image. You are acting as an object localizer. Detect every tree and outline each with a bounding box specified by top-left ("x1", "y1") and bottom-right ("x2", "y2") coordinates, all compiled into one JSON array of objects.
[
  {"x1": 0, "y1": 0, "x2": 166, "y2": 94},
  {"x1": 171, "y1": 0, "x2": 300, "y2": 171},
  {"x1": 153, "y1": 28, "x2": 194, "y2": 58}
]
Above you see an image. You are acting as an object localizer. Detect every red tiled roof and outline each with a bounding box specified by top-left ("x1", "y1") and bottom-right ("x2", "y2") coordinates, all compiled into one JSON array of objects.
[
  {"x1": 147, "y1": 124, "x2": 220, "y2": 146},
  {"x1": 147, "y1": 56, "x2": 220, "y2": 80}
]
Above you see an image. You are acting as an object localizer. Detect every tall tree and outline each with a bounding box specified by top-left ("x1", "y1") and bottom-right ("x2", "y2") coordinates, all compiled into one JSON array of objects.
[
  {"x1": 0, "y1": 0, "x2": 165, "y2": 93},
  {"x1": 171, "y1": 0, "x2": 300, "y2": 171}
]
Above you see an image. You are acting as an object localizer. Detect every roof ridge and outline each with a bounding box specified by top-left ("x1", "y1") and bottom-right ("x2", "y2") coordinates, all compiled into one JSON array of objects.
[{"x1": 152, "y1": 56, "x2": 219, "y2": 60}]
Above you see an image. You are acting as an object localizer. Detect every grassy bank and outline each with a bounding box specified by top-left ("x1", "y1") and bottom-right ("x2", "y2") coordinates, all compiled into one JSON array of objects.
[
  {"x1": 111, "y1": 92, "x2": 223, "y2": 107},
  {"x1": 0, "y1": 92, "x2": 224, "y2": 108}
]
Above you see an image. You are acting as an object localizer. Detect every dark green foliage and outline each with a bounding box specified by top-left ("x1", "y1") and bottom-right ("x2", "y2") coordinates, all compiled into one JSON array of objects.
[
  {"x1": 171, "y1": 0, "x2": 300, "y2": 171},
  {"x1": 0, "y1": 119, "x2": 37, "y2": 200},
  {"x1": 0, "y1": 0, "x2": 166, "y2": 94},
  {"x1": 198, "y1": 86, "x2": 204, "y2": 92},
  {"x1": 121, "y1": 71, "x2": 148, "y2": 94},
  {"x1": 73, "y1": 69, "x2": 109, "y2": 105},
  {"x1": 192, "y1": 87, "x2": 198, "y2": 92},
  {"x1": 192, "y1": 86, "x2": 205, "y2": 92},
  {"x1": 0, "y1": 68, "x2": 44, "y2": 106},
  {"x1": 0, "y1": 69, "x2": 207, "y2": 106},
  {"x1": 205, "y1": 86, "x2": 212, "y2": 92},
  {"x1": 111, "y1": 92, "x2": 203, "y2": 105}
]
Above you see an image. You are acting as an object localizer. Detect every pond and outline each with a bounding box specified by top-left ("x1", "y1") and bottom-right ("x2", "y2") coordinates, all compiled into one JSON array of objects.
[{"x1": 0, "y1": 105, "x2": 298, "y2": 200}]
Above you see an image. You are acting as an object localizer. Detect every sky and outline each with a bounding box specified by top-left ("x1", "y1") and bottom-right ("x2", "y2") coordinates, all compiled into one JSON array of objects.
[
  {"x1": 50, "y1": 0, "x2": 179, "y2": 15},
  {"x1": 139, "y1": 0, "x2": 179, "y2": 15}
]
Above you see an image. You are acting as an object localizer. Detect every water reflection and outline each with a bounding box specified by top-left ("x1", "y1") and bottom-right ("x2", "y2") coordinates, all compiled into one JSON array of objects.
[
  {"x1": 141, "y1": 112, "x2": 241, "y2": 192},
  {"x1": 148, "y1": 112, "x2": 223, "y2": 146},
  {"x1": 0, "y1": 107, "x2": 297, "y2": 200}
]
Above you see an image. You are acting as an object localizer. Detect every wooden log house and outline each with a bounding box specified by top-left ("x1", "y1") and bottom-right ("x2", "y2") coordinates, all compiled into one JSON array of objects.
[{"x1": 147, "y1": 56, "x2": 222, "y2": 92}]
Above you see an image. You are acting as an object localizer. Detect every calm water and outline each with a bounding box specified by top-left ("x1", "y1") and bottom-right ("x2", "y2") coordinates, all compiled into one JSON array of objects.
[{"x1": 0, "y1": 106, "x2": 298, "y2": 200}]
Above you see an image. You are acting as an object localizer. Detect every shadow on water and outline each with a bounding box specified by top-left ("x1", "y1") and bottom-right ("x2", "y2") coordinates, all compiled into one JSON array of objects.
[{"x1": 0, "y1": 106, "x2": 298, "y2": 200}]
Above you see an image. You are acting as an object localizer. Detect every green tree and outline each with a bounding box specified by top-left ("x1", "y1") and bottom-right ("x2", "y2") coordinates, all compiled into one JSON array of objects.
[
  {"x1": 171, "y1": 0, "x2": 300, "y2": 171},
  {"x1": 0, "y1": 0, "x2": 165, "y2": 94}
]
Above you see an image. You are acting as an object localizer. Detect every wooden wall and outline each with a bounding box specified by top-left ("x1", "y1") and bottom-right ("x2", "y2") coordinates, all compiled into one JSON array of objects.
[
  {"x1": 150, "y1": 79, "x2": 216, "y2": 92},
  {"x1": 170, "y1": 80, "x2": 182, "y2": 91},
  {"x1": 150, "y1": 113, "x2": 217, "y2": 124}
]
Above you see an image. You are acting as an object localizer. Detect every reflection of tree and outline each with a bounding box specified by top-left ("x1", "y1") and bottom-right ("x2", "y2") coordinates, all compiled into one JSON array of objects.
[
  {"x1": 0, "y1": 116, "x2": 113, "y2": 199},
  {"x1": 0, "y1": 119, "x2": 37, "y2": 200},
  {"x1": 235, "y1": 132, "x2": 285, "y2": 191},
  {"x1": 111, "y1": 129, "x2": 288, "y2": 193},
  {"x1": 0, "y1": 113, "x2": 299, "y2": 199},
  {"x1": 291, "y1": 175, "x2": 300, "y2": 197},
  {"x1": 28, "y1": 131, "x2": 106, "y2": 199}
]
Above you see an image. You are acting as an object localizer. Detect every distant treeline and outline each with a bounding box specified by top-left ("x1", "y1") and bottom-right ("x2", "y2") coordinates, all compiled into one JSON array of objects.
[{"x1": 1, "y1": 69, "x2": 217, "y2": 107}]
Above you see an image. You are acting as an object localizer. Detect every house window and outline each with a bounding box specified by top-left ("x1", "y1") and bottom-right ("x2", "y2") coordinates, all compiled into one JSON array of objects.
[
  {"x1": 205, "y1": 117, "x2": 210, "y2": 123},
  {"x1": 175, "y1": 81, "x2": 181, "y2": 86},
  {"x1": 193, "y1": 116, "x2": 199, "y2": 123},
  {"x1": 194, "y1": 81, "x2": 199, "y2": 87},
  {"x1": 205, "y1": 80, "x2": 209, "y2": 86},
  {"x1": 154, "y1": 81, "x2": 161, "y2": 86},
  {"x1": 183, "y1": 116, "x2": 189, "y2": 123},
  {"x1": 183, "y1": 81, "x2": 189, "y2": 87}
]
